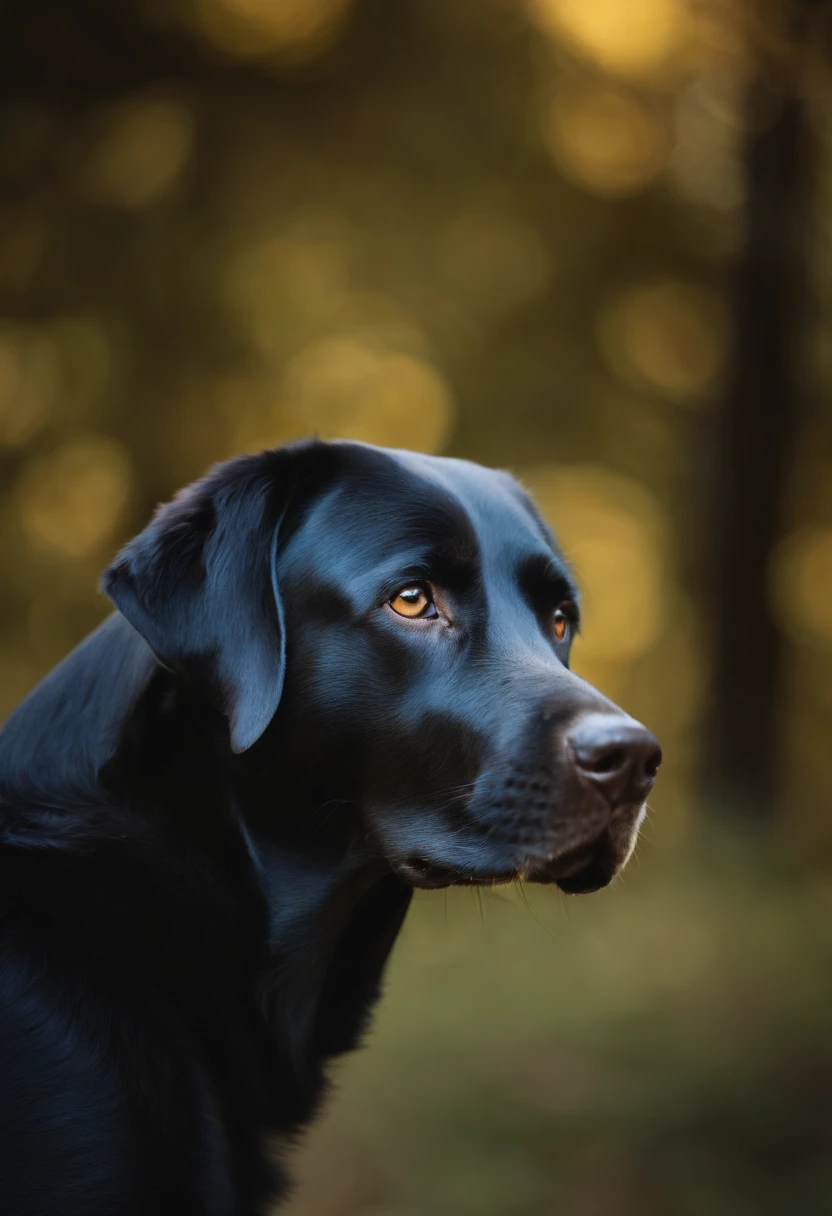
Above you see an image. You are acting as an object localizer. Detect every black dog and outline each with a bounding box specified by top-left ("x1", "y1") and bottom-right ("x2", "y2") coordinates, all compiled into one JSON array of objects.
[{"x1": 0, "y1": 439, "x2": 660, "y2": 1214}]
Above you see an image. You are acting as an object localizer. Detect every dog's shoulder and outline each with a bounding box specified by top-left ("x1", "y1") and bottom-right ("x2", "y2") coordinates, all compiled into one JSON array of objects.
[
  {"x1": 0, "y1": 931, "x2": 146, "y2": 1214},
  {"x1": 0, "y1": 815, "x2": 285, "y2": 1215}
]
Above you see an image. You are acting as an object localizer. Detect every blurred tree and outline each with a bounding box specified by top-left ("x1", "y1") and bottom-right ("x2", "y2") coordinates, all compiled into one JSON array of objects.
[
  {"x1": 1, "y1": 0, "x2": 831, "y2": 840},
  {"x1": 705, "y1": 0, "x2": 820, "y2": 819}
]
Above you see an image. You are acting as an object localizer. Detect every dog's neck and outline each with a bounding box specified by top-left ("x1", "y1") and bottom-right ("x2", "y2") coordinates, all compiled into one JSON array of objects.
[
  {"x1": 232, "y1": 807, "x2": 409, "y2": 1121},
  {"x1": 126, "y1": 660, "x2": 410, "y2": 1089},
  {"x1": 251, "y1": 835, "x2": 382, "y2": 944},
  {"x1": 229, "y1": 769, "x2": 409, "y2": 1092}
]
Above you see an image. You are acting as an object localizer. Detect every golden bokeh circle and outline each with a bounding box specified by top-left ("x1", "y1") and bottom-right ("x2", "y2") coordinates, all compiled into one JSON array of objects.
[
  {"x1": 545, "y1": 87, "x2": 667, "y2": 197},
  {"x1": 522, "y1": 463, "x2": 667, "y2": 664},
  {"x1": 280, "y1": 338, "x2": 454, "y2": 453},
  {"x1": 189, "y1": 0, "x2": 352, "y2": 61},
  {"x1": 527, "y1": 0, "x2": 691, "y2": 80},
  {"x1": 770, "y1": 526, "x2": 832, "y2": 647},
  {"x1": 0, "y1": 325, "x2": 57, "y2": 447},
  {"x1": 14, "y1": 436, "x2": 134, "y2": 559},
  {"x1": 597, "y1": 281, "x2": 727, "y2": 401},
  {"x1": 77, "y1": 98, "x2": 194, "y2": 209}
]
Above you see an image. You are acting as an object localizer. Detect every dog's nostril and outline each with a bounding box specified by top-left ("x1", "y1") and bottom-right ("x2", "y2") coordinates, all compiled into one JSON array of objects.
[
  {"x1": 568, "y1": 713, "x2": 661, "y2": 807},
  {"x1": 584, "y1": 747, "x2": 626, "y2": 775},
  {"x1": 643, "y1": 747, "x2": 662, "y2": 781}
]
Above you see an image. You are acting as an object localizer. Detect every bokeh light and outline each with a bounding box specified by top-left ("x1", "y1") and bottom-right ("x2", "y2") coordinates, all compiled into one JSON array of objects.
[
  {"x1": 47, "y1": 318, "x2": 113, "y2": 418},
  {"x1": 436, "y1": 213, "x2": 554, "y2": 319},
  {"x1": 1, "y1": 2, "x2": 831, "y2": 1209},
  {"x1": 669, "y1": 78, "x2": 746, "y2": 211},
  {"x1": 188, "y1": 0, "x2": 352, "y2": 62},
  {"x1": 522, "y1": 464, "x2": 667, "y2": 667},
  {"x1": 544, "y1": 85, "x2": 667, "y2": 196},
  {"x1": 226, "y1": 210, "x2": 354, "y2": 361},
  {"x1": 769, "y1": 526, "x2": 832, "y2": 648},
  {"x1": 76, "y1": 97, "x2": 194, "y2": 208},
  {"x1": 527, "y1": 0, "x2": 691, "y2": 80},
  {"x1": 13, "y1": 437, "x2": 134, "y2": 559},
  {"x1": 280, "y1": 339, "x2": 454, "y2": 452},
  {"x1": 597, "y1": 280, "x2": 728, "y2": 401},
  {"x1": 0, "y1": 325, "x2": 57, "y2": 447}
]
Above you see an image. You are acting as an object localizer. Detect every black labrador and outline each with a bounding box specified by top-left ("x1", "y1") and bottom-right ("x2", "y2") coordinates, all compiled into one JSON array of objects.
[{"x1": 0, "y1": 439, "x2": 660, "y2": 1215}]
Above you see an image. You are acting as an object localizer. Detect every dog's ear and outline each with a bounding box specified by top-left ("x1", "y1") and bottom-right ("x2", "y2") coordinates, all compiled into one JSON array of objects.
[{"x1": 102, "y1": 444, "x2": 329, "y2": 754}]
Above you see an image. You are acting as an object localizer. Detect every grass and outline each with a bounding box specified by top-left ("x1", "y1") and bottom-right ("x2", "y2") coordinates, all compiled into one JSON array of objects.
[{"x1": 283, "y1": 826, "x2": 832, "y2": 1216}]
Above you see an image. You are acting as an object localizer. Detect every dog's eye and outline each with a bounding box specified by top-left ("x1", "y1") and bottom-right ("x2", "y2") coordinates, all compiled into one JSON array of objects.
[
  {"x1": 553, "y1": 607, "x2": 571, "y2": 642},
  {"x1": 389, "y1": 586, "x2": 436, "y2": 619}
]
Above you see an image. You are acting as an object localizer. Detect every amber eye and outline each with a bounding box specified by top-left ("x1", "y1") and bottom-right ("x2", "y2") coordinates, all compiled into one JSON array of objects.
[
  {"x1": 553, "y1": 607, "x2": 571, "y2": 642},
  {"x1": 389, "y1": 585, "x2": 435, "y2": 619}
]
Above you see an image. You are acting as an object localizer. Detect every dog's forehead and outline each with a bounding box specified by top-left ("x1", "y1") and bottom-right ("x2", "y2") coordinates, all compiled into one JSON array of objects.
[
  {"x1": 287, "y1": 443, "x2": 558, "y2": 577},
  {"x1": 393, "y1": 449, "x2": 559, "y2": 553}
]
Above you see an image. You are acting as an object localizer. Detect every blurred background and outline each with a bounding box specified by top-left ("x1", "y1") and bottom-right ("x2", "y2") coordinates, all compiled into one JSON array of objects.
[{"x1": 1, "y1": 0, "x2": 831, "y2": 1211}]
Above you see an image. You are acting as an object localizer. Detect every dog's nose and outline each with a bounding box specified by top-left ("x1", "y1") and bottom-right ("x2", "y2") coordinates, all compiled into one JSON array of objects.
[{"x1": 568, "y1": 713, "x2": 661, "y2": 807}]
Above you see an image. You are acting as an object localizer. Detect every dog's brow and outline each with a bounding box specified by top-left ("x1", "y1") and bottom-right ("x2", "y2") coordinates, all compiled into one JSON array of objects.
[
  {"x1": 517, "y1": 553, "x2": 580, "y2": 613},
  {"x1": 369, "y1": 494, "x2": 481, "y2": 587},
  {"x1": 426, "y1": 535, "x2": 479, "y2": 576},
  {"x1": 378, "y1": 543, "x2": 478, "y2": 593}
]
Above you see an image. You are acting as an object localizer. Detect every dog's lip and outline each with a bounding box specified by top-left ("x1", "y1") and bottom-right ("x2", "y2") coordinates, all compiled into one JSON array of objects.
[
  {"x1": 395, "y1": 836, "x2": 608, "y2": 891},
  {"x1": 394, "y1": 856, "x2": 512, "y2": 889}
]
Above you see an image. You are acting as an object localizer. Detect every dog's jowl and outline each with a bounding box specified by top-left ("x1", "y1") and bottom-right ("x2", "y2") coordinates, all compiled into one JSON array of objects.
[{"x1": 0, "y1": 440, "x2": 660, "y2": 1215}]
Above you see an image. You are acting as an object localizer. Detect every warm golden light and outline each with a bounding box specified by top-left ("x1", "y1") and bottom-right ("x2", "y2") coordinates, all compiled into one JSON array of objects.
[
  {"x1": 49, "y1": 318, "x2": 112, "y2": 415},
  {"x1": 770, "y1": 527, "x2": 832, "y2": 647},
  {"x1": 523, "y1": 464, "x2": 667, "y2": 665},
  {"x1": 77, "y1": 98, "x2": 194, "y2": 209},
  {"x1": 14, "y1": 437, "x2": 134, "y2": 559},
  {"x1": 210, "y1": 374, "x2": 306, "y2": 457},
  {"x1": 436, "y1": 213, "x2": 554, "y2": 318},
  {"x1": 597, "y1": 281, "x2": 727, "y2": 401},
  {"x1": 544, "y1": 86, "x2": 667, "y2": 196},
  {"x1": 190, "y1": 0, "x2": 352, "y2": 61},
  {"x1": 527, "y1": 0, "x2": 691, "y2": 79},
  {"x1": 280, "y1": 339, "x2": 454, "y2": 453},
  {"x1": 669, "y1": 80, "x2": 745, "y2": 211},
  {"x1": 226, "y1": 214, "x2": 352, "y2": 360},
  {"x1": 0, "y1": 326, "x2": 56, "y2": 448}
]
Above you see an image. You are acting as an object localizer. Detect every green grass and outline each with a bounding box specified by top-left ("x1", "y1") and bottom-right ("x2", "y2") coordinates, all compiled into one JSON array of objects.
[{"x1": 283, "y1": 827, "x2": 832, "y2": 1215}]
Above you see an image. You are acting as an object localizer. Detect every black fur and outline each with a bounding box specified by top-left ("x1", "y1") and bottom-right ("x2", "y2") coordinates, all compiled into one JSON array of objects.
[{"x1": 0, "y1": 439, "x2": 657, "y2": 1214}]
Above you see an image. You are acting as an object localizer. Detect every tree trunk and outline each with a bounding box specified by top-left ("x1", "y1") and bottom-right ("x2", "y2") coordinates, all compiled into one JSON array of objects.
[{"x1": 705, "y1": 29, "x2": 813, "y2": 818}]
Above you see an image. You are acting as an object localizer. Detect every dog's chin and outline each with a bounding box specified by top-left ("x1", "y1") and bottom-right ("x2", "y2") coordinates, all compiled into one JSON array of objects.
[
  {"x1": 393, "y1": 853, "x2": 615, "y2": 894},
  {"x1": 392, "y1": 811, "x2": 645, "y2": 895}
]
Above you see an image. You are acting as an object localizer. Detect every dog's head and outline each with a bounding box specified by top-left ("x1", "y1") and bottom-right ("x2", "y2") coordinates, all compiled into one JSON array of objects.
[{"x1": 104, "y1": 439, "x2": 660, "y2": 895}]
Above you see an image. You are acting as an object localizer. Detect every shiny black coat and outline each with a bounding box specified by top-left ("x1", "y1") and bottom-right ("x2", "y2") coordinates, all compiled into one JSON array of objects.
[{"x1": 0, "y1": 439, "x2": 655, "y2": 1214}]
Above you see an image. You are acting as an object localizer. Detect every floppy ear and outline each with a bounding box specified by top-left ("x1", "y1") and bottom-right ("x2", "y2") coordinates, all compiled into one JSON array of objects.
[{"x1": 103, "y1": 447, "x2": 319, "y2": 754}]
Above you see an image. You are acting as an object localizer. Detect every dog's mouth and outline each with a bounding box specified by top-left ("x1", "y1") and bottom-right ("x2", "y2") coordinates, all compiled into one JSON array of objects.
[{"x1": 395, "y1": 832, "x2": 618, "y2": 895}]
